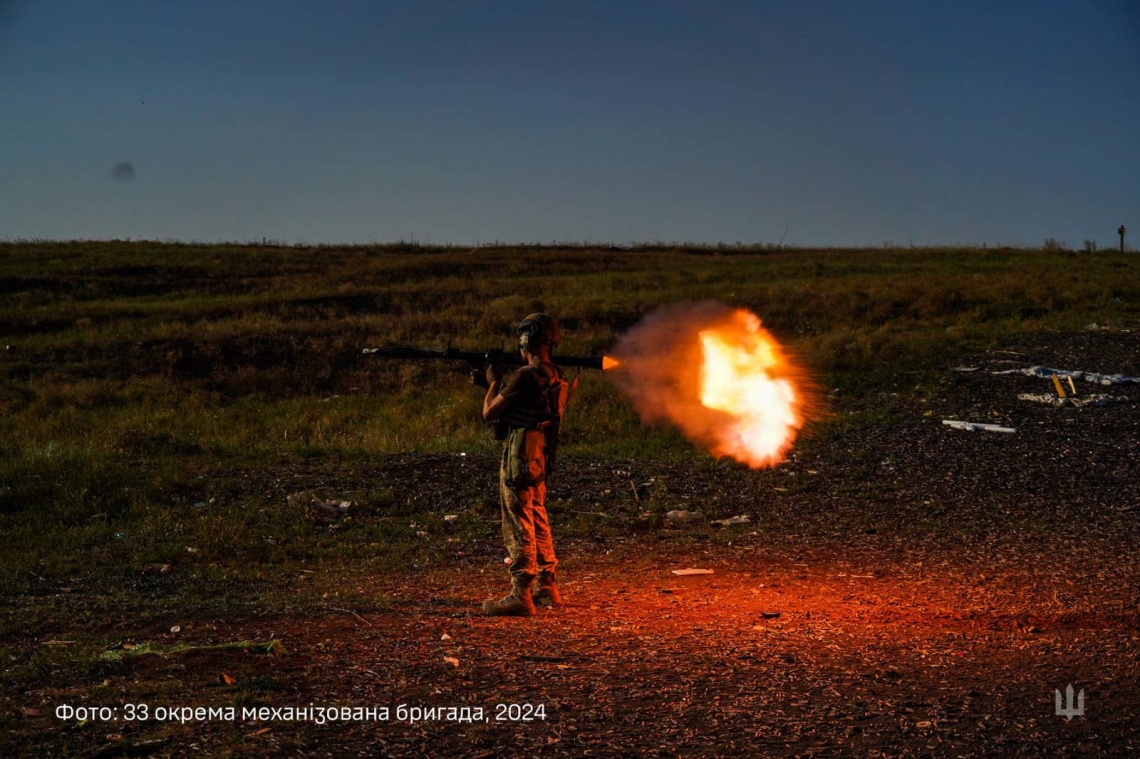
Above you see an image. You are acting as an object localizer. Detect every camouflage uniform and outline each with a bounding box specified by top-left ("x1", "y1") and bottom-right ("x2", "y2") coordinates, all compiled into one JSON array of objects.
[{"x1": 496, "y1": 358, "x2": 562, "y2": 584}]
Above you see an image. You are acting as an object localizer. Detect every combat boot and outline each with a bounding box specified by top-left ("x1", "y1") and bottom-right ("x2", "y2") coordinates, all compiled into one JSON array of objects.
[
  {"x1": 482, "y1": 577, "x2": 537, "y2": 617},
  {"x1": 531, "y1": 571, "x2": 562, "y2": 607}
]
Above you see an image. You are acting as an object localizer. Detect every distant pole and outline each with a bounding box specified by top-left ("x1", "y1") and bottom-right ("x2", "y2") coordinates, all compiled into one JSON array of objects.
[{"x1": 1120, "y1": 224, "x2": 1127, "y2": 253}]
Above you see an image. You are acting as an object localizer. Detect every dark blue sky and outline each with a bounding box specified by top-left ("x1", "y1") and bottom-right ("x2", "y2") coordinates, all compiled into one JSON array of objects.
[{"x1": 2, "y1": 1, "x2": 1138, "y2": 246}]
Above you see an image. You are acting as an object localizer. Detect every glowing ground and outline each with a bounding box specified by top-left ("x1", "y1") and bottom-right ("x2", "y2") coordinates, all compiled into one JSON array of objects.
[{"x1": 12, "y1": 543, "x2": 1137, "y2": 757}]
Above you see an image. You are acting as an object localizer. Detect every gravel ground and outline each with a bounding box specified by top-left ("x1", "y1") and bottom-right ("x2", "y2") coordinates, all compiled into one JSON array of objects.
[{"x1": 5, "y1": 331, "x2": 1138, "y2": 757}]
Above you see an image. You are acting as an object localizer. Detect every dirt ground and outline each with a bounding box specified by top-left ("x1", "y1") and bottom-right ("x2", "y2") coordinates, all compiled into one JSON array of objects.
[{"x1": 5, "y1": 331, "x2": 1140, "y2": 756}]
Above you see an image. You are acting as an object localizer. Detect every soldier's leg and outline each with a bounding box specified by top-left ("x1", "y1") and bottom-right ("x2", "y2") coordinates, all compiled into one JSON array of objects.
[
  {"x1": 530, "y1": 479, "x2": 562, "y2": 606},
  {"x1": 484, "y1": 453, "x2": 537, "y2": 616},
  {"x1": 531, "y1": 480, "x2": 558, "y2": 575},
  {"x1": 499, "y1": 458, "x2": 538, "y2": 583},
  {"x1": 498, "y1": 452, "x2": 515, "y2": 561}
]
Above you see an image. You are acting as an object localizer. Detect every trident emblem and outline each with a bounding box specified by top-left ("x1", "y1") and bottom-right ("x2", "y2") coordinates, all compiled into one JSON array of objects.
[{"x1": 1054, "y1": 684, "x2": 1085, "y2": 721}]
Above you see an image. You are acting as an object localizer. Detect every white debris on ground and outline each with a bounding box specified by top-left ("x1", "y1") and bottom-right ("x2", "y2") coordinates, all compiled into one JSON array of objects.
[
  {"x1": 710, "y1": 515, "x2": 751, "y2": 526},
  {"x1": 288, "y1": 492, "x2": 352, "y2": 514},
  {"x1": 671, "y1": 568, "x2": 714, "y2": 576},
  {"x1": 315, "y1": 499, "x2": 351, "y2": 514},
  {"x1": 993, "y1": 365, "x2": 1140, "y2": 386},
  {"x1": 942, "y1": 420, "x2": 1017, "y2": 433},
  {"x1": 665, "y1": 510, "x2": 704, "y2": 524},
  {"x1": 1017, "y1": 393, "x2": 1132, "y2": 408}
]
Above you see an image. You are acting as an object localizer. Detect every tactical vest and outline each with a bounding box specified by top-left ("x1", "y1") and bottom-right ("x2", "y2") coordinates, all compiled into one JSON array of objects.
[
  {"x1": 499, "y1": 361, "x2": 566, "y2": 431},
  {"x1": 498, "y1": 360, "x2": 571, "y2": 478}
]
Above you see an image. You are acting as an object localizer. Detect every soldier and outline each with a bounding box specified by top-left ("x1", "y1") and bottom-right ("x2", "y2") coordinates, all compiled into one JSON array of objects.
[{"x1": 476, "y1": 313, "x2": 571, "y2": 616}]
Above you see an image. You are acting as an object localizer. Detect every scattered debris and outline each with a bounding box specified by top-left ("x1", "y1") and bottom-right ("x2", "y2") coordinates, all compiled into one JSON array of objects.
[
  {"x1": 192, "y1": 501, "x2": 206, "y2": 509},
  {"x1": 222, "y1": 673, "x2": 236, "y2": 685},
  {"x1": 315, "y1": 499, "x2": 351, "y2": 515},
  {"x1": 665, "y1": 510, "x2": 704, "y2": 524},
  {"x1": 443, "y1": 656, "x2": 459, "y2": 668},
  {"x1": 170, "y1": 625, "x2": 181, "y2": 634},
  {"x1": 440, "y1": 633, "x2": 451, "y2": 641},
  {"x1": 1017, "y1": 393, "x2": 1131, "y2": 408},
  {"x1": 1051, "y1": 373, "x2": 1069, "y2": 398},
  {"x1": 288, "y1": 492, "x2": 352, "y2": 515},
  {"x1": 942, "y1": 420, "x2": 1016, "y2": 433},
  {"x1": 671, "y1": 568, "x2": 714, "y2": 576},
  {"x1": 760, "y1": 611, "x2": 781, "y2": 619},
  {"x1": 710, "y1": 515, "x2": 751, "y2": 526},
  {"x1": 443, "y1": 514, "x2": 458, "y2": 522},
  {"x1": 993, "y1": 365, "x2": 1140, "y2": 386},
  {"x1": 950, "y1": 366, "x2": 980, "y2": 372}
]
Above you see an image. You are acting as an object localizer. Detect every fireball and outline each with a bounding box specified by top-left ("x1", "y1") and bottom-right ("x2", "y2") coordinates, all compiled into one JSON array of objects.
[
  {"x1": 697, "y1": 311, "x2": 802, "y2": 467},
  {"x1": 609, "y1": 303, "x2": 810, "y2": 468}
]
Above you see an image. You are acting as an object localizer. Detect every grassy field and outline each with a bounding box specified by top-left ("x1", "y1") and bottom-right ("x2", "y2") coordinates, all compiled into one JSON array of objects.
[
  {"x1": 2, "y1": 241, "x2": 1138, "y2": 756},
  {"x1": 2, "y1": 242, "x2": 1136, "y2": 576},
  {"x1": 1, "y1": 242, "x2": 1137, "y2": 585}
]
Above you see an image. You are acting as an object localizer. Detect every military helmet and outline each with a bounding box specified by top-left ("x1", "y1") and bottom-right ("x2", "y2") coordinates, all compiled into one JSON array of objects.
[{"x1": 517, "y1": 313, "x2": 561, "y2": 351}]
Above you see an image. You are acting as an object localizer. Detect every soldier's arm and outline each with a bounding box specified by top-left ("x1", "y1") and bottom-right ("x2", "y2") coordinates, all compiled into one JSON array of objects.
[{"x1": 483, "y1": 380, "x2": 509, "y2": 420}]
